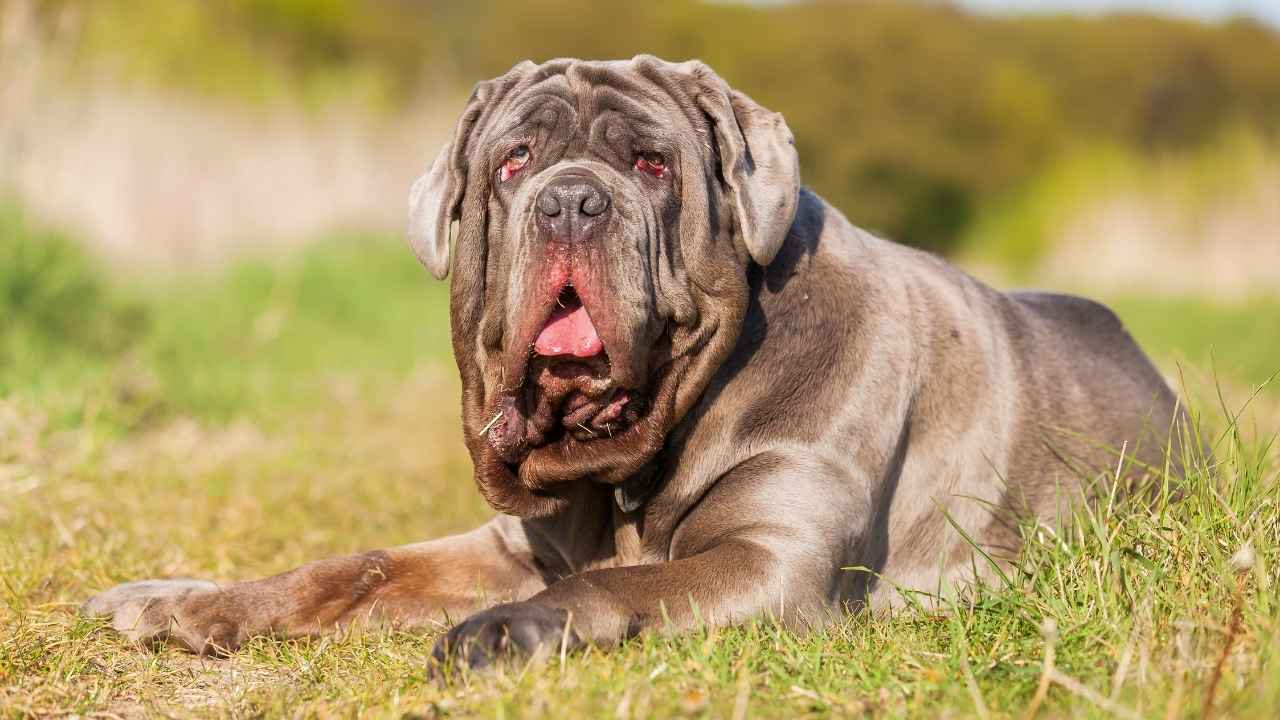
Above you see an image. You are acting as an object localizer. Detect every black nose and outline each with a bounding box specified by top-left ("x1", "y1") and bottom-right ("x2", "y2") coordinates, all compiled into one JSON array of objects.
[{"x1": 536, "y1": 175, "x2": 611, "y2": 242}]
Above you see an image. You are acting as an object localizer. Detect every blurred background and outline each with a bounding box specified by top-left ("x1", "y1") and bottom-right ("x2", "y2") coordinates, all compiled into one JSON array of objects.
[
  {"x1": 2, "y1": 0, "x2": 1278, "y2": 478},
  {"x1": 3, "y1": 5, "x2": 1279, "y2": 714}
]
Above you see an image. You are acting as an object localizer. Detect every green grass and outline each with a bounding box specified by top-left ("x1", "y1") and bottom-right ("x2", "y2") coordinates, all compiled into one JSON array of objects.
[
  {"x1": 1108, "y1": 296, "x2": 1280, "y2": 395},
  {"x1": 2, "y1": 214, "x2": 1279, "y2": 717},
  {"x1": 130, "y1": 231, "x2": 453, "y2": 422},
  {"x1": 2, "y1": 200, "x2": 453, "y2": 433},
  {"x1": 0, "y1": 203, "x2": 147, "y2": 410}
]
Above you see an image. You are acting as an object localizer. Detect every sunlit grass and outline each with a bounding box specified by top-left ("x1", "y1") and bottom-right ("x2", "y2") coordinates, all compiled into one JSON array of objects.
[
  {"x1": 2, "y1": 222, "x2": 1279, "y2": 717},
  {"x1": 1108, "y1": 296, "x2": 1280, "y2": 396},
  {"x1": 2, "y1": 386, "x2": 1277, "y2": 717}
]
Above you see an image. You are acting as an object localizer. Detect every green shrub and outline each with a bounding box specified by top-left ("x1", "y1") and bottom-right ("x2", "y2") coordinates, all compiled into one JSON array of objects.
[
  {"x1": 29, "y1": 0, "x2": 1280, "y2": 254},
  {"x1": 960, "y1": 126, "x2": 1280, "y2": 275},
  {"x1": 0, "y1": 202, "x2": 146, "y2": 395}
]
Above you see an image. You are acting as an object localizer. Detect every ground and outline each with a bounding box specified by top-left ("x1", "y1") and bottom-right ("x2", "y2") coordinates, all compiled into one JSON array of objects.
[{"x1": 2, "y1": 236, "x2": 1278, "y2": 718}]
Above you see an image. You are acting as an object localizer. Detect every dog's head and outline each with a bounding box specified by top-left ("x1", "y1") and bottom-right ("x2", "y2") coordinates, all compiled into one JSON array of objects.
[{"x1": 409, "y1": 56, "x2": 800, "y2": 517}]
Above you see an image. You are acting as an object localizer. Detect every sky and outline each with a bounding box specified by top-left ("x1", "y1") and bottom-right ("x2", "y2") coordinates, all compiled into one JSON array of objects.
[{"x1": 958, "y1": 0, "x2": 1280, "y2": 26}]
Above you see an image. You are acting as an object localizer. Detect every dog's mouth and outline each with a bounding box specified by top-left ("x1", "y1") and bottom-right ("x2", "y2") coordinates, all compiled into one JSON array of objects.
[
  {"x1": 526, "y1": 284, "x2": 646, "y2": 444},
  {"x1": 485, "y1": 282, "x2": 652, "y2": 464},
  {"x1": 532, "y1": 284, "x2": 603, "y2": 359}
]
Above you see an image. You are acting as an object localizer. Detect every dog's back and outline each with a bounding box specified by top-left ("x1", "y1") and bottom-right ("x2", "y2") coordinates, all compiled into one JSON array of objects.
[
  {"x1": 1005, "y1": 291, "x2": 1186, "y2": 498},
  {"x1": 798, "y1": 200, "x2": 1185, "y2": 604}
]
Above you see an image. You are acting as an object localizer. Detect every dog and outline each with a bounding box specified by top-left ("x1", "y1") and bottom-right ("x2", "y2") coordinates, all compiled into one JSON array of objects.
[{"x1": 84, "y1": 56, "x2": 1184, "y2": 667}]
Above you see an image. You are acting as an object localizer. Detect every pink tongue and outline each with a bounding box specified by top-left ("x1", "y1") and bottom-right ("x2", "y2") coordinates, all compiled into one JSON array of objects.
[{"x1": 535, "y1": 303, "x2": 604, "y2": 357}]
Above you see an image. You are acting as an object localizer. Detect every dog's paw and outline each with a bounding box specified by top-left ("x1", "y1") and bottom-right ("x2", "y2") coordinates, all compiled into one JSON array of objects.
[
  {"x1": 431, "y1": 602, "x2": 578, "y2": 670},
  {"x1": 82, "y1": 579, "x2": 244, "y2": 655}
]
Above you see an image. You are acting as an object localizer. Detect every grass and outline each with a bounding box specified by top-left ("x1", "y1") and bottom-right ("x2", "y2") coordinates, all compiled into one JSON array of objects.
[
  {"x1": 2, "y1": 214, "x2": 1279, "y2": 717},
  {"x1": 1106, "y1": 296, "x2": 1280, "y2": 396}
]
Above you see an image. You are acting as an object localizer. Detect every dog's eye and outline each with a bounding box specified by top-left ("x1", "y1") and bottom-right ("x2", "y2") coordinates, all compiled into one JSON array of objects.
[
  {"x1": 499, "y1": 145, "x2": 531, "y2": 182},
  {"x1": 634, "y1": 152, "x2": 668, "y2": 178}
]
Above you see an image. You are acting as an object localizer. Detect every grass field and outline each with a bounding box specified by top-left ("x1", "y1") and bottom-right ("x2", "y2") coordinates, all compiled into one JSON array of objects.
[{"x1": 2, "y1": 218, "x2": 1279, "y2": 717}]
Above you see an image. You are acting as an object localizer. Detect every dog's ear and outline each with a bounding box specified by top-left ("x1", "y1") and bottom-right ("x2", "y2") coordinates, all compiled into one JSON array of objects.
[
  {"x1": 407, "y1": 105, "x2": 475, "y2": 280},
  {"x1": 692, "y1": 67, "x2": 800, "y2": 267},
  {"x1": 408, "y1": 63, "x2": 533, "y2": 279},
  {"x1": 407, "y1": 146, "x2": 459, "y2": 280}
]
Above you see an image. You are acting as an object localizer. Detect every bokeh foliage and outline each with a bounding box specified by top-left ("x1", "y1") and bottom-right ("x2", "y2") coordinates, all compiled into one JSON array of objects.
[
  {"x1": 18, "y1": 0, "x2": 1280, "y2": 254},
  {"x1": 0, "y1": 202, "x2": 146, "y2": 403}
]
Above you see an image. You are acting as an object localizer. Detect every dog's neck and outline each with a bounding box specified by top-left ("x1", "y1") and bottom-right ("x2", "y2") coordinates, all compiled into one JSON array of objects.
[{"x1": 612, "y1": 448, "x2": 669, "y2": 513}]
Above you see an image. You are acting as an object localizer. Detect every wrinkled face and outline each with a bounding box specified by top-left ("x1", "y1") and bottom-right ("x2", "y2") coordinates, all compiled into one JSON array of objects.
[
  {"x1": 410, "y1": 57, "x2": 800, "y2": 517},
  {"x1": 481, "y1": 72, "x2": 690, "y2": 464}
]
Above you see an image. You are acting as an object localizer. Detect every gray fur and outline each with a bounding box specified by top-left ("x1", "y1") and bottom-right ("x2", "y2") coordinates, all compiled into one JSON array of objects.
[{"x1": 85, "y1": 56, "x2": 1184, "y2": 666}]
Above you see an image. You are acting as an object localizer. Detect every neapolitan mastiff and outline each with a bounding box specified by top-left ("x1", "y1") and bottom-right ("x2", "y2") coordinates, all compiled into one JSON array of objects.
[{"x1": 85, "y1": 57, "x2": 1184, "y2": 666}]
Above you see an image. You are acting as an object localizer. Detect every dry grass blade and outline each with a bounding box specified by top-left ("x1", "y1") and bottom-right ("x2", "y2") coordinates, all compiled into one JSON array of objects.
[
  {"x1": 480, "y1": 412, "x2": 504, "y2": 435},
  {"x1": 1047, "y1": 669, "x2": 1141, "y2": 720},
  {"x1": 1202, "y1": 547, "x2": 1254, "y2": 720},
  {"x1": 960, "y1": 643, "x2": 991, "y2": 720},
  {"x1": 1021, "y1": 618, "x2": 1057, "y2": 720}
]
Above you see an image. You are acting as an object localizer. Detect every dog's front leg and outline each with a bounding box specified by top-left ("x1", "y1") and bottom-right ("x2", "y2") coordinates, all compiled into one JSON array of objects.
[
  {"x1": 82, "y1": 520, "x2": 547, "y2": 654},
  {"x1": 434, "y1": 453, "x2": 866, "y2": 668}
]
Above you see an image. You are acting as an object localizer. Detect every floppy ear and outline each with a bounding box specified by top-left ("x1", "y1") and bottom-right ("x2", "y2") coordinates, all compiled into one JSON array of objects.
[
  {"x1": 695, "y1": 72, "x2": 801, "y2": 266},
  {"x1": 407, "y1": 139, "x2": 460, "y2": 280},
  {"x1": 408, "y1": 64, "x2": 532, "y2": 279}
]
